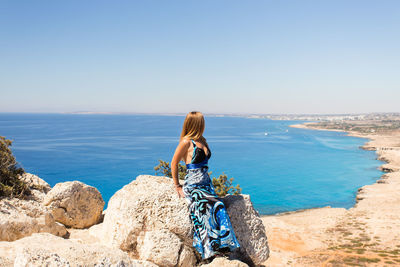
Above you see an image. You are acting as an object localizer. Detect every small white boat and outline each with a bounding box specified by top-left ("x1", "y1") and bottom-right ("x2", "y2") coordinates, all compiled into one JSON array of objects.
[{"x1": 264, "y1": 132, "x2": 268, "y2": 136}]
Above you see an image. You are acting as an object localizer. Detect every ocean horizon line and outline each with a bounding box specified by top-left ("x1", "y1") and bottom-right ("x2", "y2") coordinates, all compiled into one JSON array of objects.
[{"x1": 1, "y1": 111, "x2": 399, "y2": 117}]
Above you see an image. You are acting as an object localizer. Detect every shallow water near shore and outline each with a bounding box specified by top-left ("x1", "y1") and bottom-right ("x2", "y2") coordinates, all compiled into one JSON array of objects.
[{"x1": 0, "y1": 113, "x2": 383, "y2": 215}]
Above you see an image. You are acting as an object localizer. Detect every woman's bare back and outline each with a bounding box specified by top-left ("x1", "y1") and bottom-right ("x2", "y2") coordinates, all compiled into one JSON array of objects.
[{"x1": 182, "y1": 138, "x2": 210, "y2": 164}]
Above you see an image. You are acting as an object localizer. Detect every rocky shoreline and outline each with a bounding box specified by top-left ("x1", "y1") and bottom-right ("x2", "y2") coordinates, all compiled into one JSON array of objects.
[
  {"x1": 0, "y1": 174, "x2": 269, "y2": 267},
  {"x1": 260, "y1": 123, "x2": 400, "y2": 266}
]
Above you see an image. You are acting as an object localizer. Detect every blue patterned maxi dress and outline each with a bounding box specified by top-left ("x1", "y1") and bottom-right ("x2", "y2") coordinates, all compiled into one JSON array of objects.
[{"x1": 182, "y1": 140, "x2": 240, "y2": 259}]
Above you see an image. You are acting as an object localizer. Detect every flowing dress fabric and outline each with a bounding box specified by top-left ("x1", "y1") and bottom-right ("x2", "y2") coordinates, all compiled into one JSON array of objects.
[{"x1": 183, "y1": 166, "x2": 241, "y2": 259}]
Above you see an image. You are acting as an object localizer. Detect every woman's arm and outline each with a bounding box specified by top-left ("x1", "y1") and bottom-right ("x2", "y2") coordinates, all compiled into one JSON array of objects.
[{"x1": 171, "y1": 139, "x2": 189, "y2": 197}]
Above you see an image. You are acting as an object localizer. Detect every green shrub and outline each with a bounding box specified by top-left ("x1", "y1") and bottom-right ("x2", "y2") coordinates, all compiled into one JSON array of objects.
[
  {"x1": 154, "y1": 159, "x2": 242, "y2": 197},
  {"x1": 211, "y1": 172, "x2": 242, "y2": 197},
  {"x1": 0, "y1": 136, "x2": 29, "y2": 198},
  {"x1": 154, "y1": 159, "x2": 187, "y2": 180}
]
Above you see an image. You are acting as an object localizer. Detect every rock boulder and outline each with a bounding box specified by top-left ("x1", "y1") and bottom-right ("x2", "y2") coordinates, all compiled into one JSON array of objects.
[
  {"x1": 98, "y1": 175, "x2": 269, "y2": 266},
  {"x1": 44, "y1": 181, "x2": 105, "y2": 228},
  {"x1": 98, "y1": 175, "x2": 193, "y2": 266},
  {"x1": 200, "y1": 257, "x2": 249, "y2": 267},
  {"x1": 0, "y1": 197, "x2": 67, "y2": 241},
  {"x1": 19, "y1": 173, "x2": 51, "y2": 194},
  {"x1": 224, "y1": 195, "x2": 270, "y2": 265},
  {"x1": 0, "y1": 233, "x2": 158, "y2": 267}
]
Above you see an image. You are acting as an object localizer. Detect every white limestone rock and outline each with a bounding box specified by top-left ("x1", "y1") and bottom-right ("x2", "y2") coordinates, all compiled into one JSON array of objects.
[
  {"x1": 44, "y1": 181, "x2": 105, "y2": 228},
  {"x1": 178, "y1": 245, "x2": 197, "y2": 267},
  {"x1": 0, "y1": 198, "x2": 67, "y2": 241},
  {"x1": 19, "y1": 172, "x2": 51, "y2": 201},
  {"x1": 137, "y1": 229, "x2": 182, "y2": 267},
  {"x1": 100, "y1": 175, "x2": 191, "y2": 252},
  {"x1": 94, "y1": 258, "x2": 158, "y2": 267},
  {"x1": 0, "y1": 233, "x2": 156, "y2": 267},
  {"x1": 14, "y1": 248, "x2": 70, "y2": 267},
  {"x1": 100, "y1": 175, "x2": 269, "y2": 266},
  {"x1": 200, "y1": 257, "x2": 249, "y2": 267},
  {"x1": 223, "y1": 194, "x2": 270, "y2": 265}
]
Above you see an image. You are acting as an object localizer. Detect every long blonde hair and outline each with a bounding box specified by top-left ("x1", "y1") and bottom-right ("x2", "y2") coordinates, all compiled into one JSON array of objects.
[{"x1": 180, "y1": 111, "x2": 206, "y2": 142}]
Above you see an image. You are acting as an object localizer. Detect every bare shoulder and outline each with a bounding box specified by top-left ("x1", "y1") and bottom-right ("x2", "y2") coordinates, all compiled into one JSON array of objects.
[{"x1": 179, "y1": 138, "x2": 191, "y2": 147}]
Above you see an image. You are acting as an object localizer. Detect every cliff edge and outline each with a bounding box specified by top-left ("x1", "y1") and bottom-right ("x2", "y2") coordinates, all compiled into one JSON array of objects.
[{"x1": 0, "y1": 174, "x2": 269, "y2": 267}]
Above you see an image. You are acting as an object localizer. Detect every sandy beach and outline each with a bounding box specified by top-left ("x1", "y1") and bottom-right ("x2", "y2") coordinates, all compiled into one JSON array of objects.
[{"x1": 261, "y1": 123, "x2": 400, "y2": 266}]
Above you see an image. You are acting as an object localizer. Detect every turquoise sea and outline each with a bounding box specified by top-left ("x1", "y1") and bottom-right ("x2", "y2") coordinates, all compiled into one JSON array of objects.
[{"x1": 0, "y1": 113, "x2": 383, "y2": 215}]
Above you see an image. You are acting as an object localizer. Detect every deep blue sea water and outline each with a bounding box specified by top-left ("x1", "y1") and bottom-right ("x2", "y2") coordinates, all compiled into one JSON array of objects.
[{"x1": 0, "y1": 113, "x2": 383, "y2": 215}]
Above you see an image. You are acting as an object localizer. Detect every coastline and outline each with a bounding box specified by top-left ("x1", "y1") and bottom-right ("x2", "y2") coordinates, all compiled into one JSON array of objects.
[{"x1": 262, "y1": 122, "x2": 400, "y2": 266}]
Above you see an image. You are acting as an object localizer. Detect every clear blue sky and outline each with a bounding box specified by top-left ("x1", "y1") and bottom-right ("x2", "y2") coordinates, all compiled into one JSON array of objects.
[{"x1": 0, "y1": 0, "x2": 399, "y2": 114}]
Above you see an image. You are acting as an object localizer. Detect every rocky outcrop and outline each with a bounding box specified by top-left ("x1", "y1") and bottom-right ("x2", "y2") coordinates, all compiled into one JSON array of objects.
[
  {"x1": 0, "y1": 175, "x2": 106, "y2": 241},
  {"x1": 44, "y1": 181, "x2": 105, "y2": 229},
  {"x1": 0, "y1": 233, "x2": 157, "y2": 267},
  {"x1": 0, "y1": 174, "x2": 67, "y2": 241},
  {"x1": 96, "y1": 175, "x2": 269, "y2": 266},
  {"x1": 200, "y1": 257, "x2": 249, "y2": 267},
  {"x1": 137, "y1": 229, "x2": 189, "y2": 266},
  {"x1": 13, "y1": 248, "x2": 70, "y2": 267},
  {"x1": 0, "y1": 199, "x2": 67, "y2": 241},
  {"x1": 97, "y1": 175, "x2": 193, "y2": 267},
  {"x1": 19, "y1": 173, "x2": 51, "y2": 193},
  {"x1": 2, "y1": 173, "x2": 269, "y2": 266},
  {"x1": 224, "y1": 194, "x2": 270, "y2": 265},
  {"x1": 18, "y1": 173, "x2": 51, "y2": 201}
]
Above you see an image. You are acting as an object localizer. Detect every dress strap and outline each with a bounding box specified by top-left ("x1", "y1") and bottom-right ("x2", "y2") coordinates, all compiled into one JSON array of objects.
[
  {"x1": 191, "y1": 139, "x2": 197, "y2": 147},
  {"x1": 190, "y1": 139, "x2": 197, "y2": 164}
]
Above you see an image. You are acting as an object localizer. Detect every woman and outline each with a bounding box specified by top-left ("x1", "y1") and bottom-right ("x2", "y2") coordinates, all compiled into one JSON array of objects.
[{"x1": 171, "y1": 111, "x2": 240, "y2": 260}]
